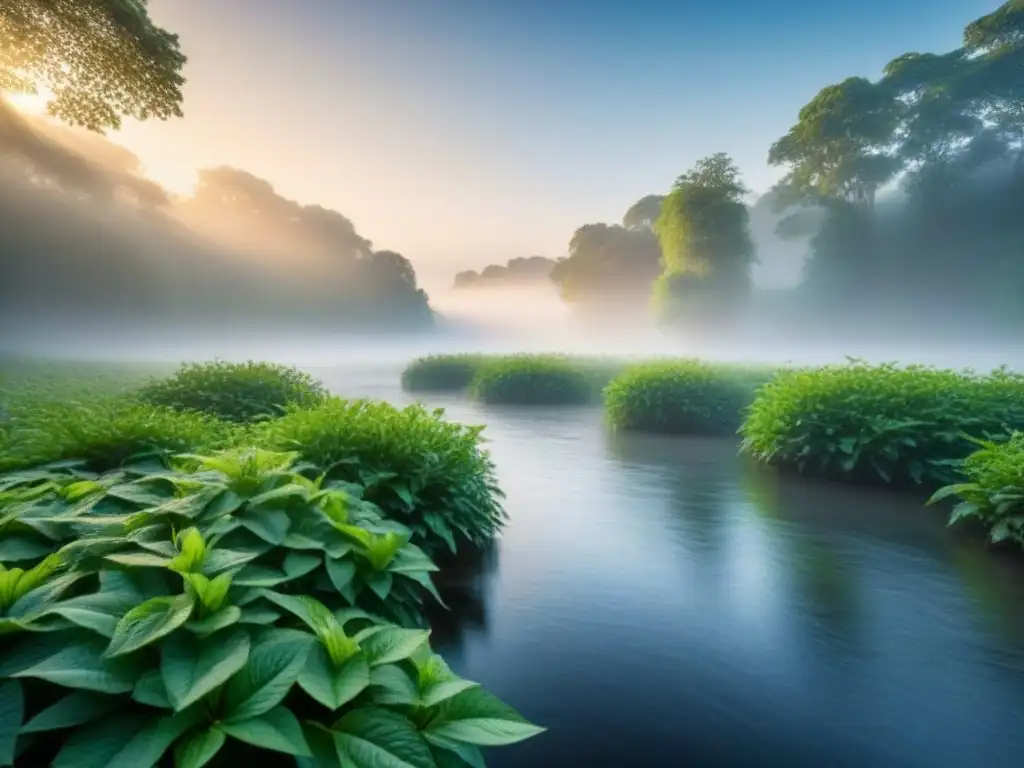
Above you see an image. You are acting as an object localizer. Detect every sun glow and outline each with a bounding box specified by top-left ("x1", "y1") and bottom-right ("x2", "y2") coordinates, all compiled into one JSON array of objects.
[{"x1": 4, "y1": 87, "x2": 51, "y2": 116}]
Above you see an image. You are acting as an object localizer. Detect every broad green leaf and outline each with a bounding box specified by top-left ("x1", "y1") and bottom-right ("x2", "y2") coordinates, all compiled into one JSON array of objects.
[
  {"x1": 201, "y1": 488, "x2": 246, "y2": 520},
  {"x1": 104, "y1": 552, "x2": 173, "y2": 569},
  {"x1": 232, "y1": 564, "x2": 291, "y2": 588},
  {"x1": 426, "y1": 739, "x2": 486, "y2": 768},
  {"x1": 11, "y1": 636, "x2": 141, "y2": 694},
  {"x1": 46, "y1": 586, "x2": 141, "y2": 638},
  {"x1": 425, "y1": 687, "x2": 545, "y2": 746},
  {"x1": 161, "y1": 628, "x2": 251, "y2": 711},
  {"x1": 369, "y1": 664, "x2": 419, "y2": 705},
  {"x1": 173, "y1": 728, "x2": 225, "y2": 768},
  {"x1": 133, "y1": 669, "x2": 171, "y2": 709},
  {"x1": 238, "y1": 606, "x2": 282, "y2": 625},
  {"x1": 218, "y1": 706, "x2": 311, "y2": 756},
  {"x1": 51, "y1": 713, "x2": 152, "y2": 768},
  {"x1": 295, "y1": 723, "x2": 341, "y2": 768},
  {"x1": 360, "y1": 627, "x2": 430, "y2": 667},
  {"x1": 105, "y1": 708, "x2": 203, "y2": 768},
  {"x1": 283, "y1": 551, "x2": 322, "y2": 579},
  {"x1": 222, "y1": 628, "x2": 314, "y2": 721},
  {"x1": 333, "y1": 708, "x2": 434, "y2": 768},
  {"x1": 8, "y1": 572, "x2": 85, "y2": 619},
  {"x1": 326, "y1": 557, "x2": 357, "y2": 603},
  {"x1": 187, "y1": 605, "x2": 242, "y2": 636},
  {"x1": 20, "y1": 691, "x2": 119, "y2": 733},
  {"x1": 105, "y1": 482, "x2": 171, "y2": 507},
  {"x1": 238, "y1": 508, "x2": 291, "y2": 545},
  {"x1": 0, "y1": 681, "x2": 23, "y2": 767},
  {"x1": 421, "y1": 678, "x2": 480, "y2": 708},
  {"x1": 105, "y1": 593, "x2": 196, "y2": 658},
  {"x1": 249, "y1": 484, "x2": 310, "y2": 509},
  {"x1": 0, "y1": 536, "x2": 52, "y2": 562},
  {"x1": 298, "y1": 646, "x2": 370, "y2": 710},
  {"x1": 365, "y1": 570, "x2": 393, "y2": 601},
  {"x1": 202, "y1": 547, "x2": 262, "y2": 575},
  {"x1": 398, "y1": 570, "x2": 448, "y2": 608}
]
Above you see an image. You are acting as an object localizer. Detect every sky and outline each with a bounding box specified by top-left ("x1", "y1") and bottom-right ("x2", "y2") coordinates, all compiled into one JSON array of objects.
[{"x1": 102, "y1": 0, "x2": 997, "y2": 287}]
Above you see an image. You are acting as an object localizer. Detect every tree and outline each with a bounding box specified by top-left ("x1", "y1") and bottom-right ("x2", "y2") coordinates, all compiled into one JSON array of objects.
[
  {"x1": 622, "y1": 194, "x2": 665, "y2": 230},
  {"x1": 1, "y1": 0, "x2": 187, "y2": 131}
]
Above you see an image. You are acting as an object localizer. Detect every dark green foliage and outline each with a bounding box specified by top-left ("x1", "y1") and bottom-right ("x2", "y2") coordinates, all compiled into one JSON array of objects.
[
  {"x1": 740, "y1": 361, "x2": 1024, "y2": 486},
  {"x1": 468, "y1": 355, "x2": 601, "y2": 406},
  {"x1": 138, "y1": 361, "x2": 328, "y2": 423},
  {"x1": 0, "y1": 398, "x2": 226, "y2": 474},
  {"x1": 400, "y1": 355, "x2": 491, "y2": 392},
  {"x1": 604, "y1": 360, "x2": 776, "y2": 434},
  {"x1": 0, "y1": 447, "x2": 542, "y2": 767},
  {"x1": 929, "y1": 432, "x2": 1024, "y2": 548},
  {"x1": 249, "y1": 399, "x2": 506, "y2": 556}
]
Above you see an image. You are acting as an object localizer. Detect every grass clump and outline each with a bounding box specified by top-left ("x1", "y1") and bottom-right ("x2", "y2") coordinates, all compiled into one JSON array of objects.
[
  {"x1": 137, "y1": 360, "x2": 328, "y2": 423},
  {"x1": 604, "y1": 359, "x2": 774, "y2": 434},
  {"x1": 0, "y1": 446, "x2": 542, "y2": 766},
  {"x1": 401, "y1": 354, "x2": 491, "y2": 392},
  {"x1": 249, "y1": 397, "x2": 506, "y2": 555},
  {"x1": 740, "y1": 361, "x2": 1024, "y2": 487},
  {"x1": 0, "y1": 397, "x2": 227, "y2": 473},
  {"x1": 468, "y1": 354, "x2": 600, "y2": 405},
  {"x1": 929, "y1": 433, "x2": 1024, "y2": 548}
]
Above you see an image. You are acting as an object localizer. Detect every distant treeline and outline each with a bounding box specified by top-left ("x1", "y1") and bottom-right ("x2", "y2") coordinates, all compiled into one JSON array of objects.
[{"x1": 453, "y1": 256, "x2": 557, "y2": 289}]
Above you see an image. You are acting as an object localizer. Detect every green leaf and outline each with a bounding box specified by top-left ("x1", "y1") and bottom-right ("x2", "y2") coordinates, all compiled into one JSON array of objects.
[
  {"x1": 425, "y1": 687, "x2": 545, "y2": 746},
  {"x1": 360, "y1": 627, "x2": 430, "y2": 667},
  {"x1": 20, "y1": 691, "x2": 119, "y2": 733},
  {"x1": 333, "y1": 708, "x2": 434, "y2": 768},
  {"x1": 218, "y1": 706, "x2": 311, "y2": 756},
  {"x1": 296, "y1": 723, "x2": 341, "y2": 768},
  {"x1": 399, "y1": 570, "x2": 448, "y2": 608},
  {"x1": 326, "y1": 557, "x2": 357, "y2": 603},
  {"x1": 0, "y1": 681, "x2": 23, "y2": 767},
  {"x1": 173, "y1": 728, "x2": 225, "y2": 768},
  {"x1": 283, "y1": 551, "x2": 322, "y2": 580},
  {"x1": 365, "y1": 570, "x2": 393, "y2": 601},
  {"x1": 105, "y1": 593, "x2": 196, "y2": 658},
  {"x1": 233, "y1": 565, "x2": 291, "y2": 588},
  {"x1": 421, "y1": 678, "x2": 479, "y2": 708},
  {"x1": 202, "y1": 547, "x2": 262, "y2": 575},
  {"x1": 238, "y1": 606, "x2": 282, "y2": 625},
  {"x1": 0, "y1": 537, "x2": 52, "y2": 562},
  {"x1": 161, "y1": 628, "x2": 251, "y2": 711},
  {"x1": 46, "y1": 586, "x2": 141, "y2": 637},
  {"x1": 426, "y1": 739, "x2": 486, "y2": 768},
  {"x1": 298, "y1": 646, "x2": 370, "y2": 710},
  {"x1": 106, "y1": 708, "x2": 203, "y2": 768},
  {"x1": 51, "y1": 713, "x2": 153, "y2": 768},
  {"x1": 223, "y1": 628, "x2": 314, "y2": 721},
  {"x1": 104, "y1": 551, "x2": 174, "y2": 569},
  {"x1": 11, "y1": 636, "x2": 141, "y2": 694},
  {"x1": 187, "y1": 605, "x2": 242, "y2": 636},
  {"x1": 238, "y1": 508, "x2": 291, "y2": 545},
  {"x1": 133, "y1": 669, "x2": 171, "y2": 709},
  {"x1": 369, "y1": 664, "x2": 419, "y2": 705}
]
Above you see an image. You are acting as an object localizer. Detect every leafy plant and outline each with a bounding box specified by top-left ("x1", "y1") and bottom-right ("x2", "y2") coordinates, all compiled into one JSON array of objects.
[
  {"x1": 0, "y1": 398, "x2": 226, "y2": 475},
  {"x1": 740, "y1": 361, "x2": 1024, "y2": 486},
  {"x1": 0, "y1": 447, "x2": 542, "y2": 766},
  {"x1": 468, "y1": 355, "x2": 608, "y2": 406},
  {"x1": 138, "y1": 361, "x2": 328, "y2": 424},
  {"x1": 400, "y1": 356, "x2": 491, "y2": 393},
  {"x1": 928, "y1": 432, "x2": 1024, "y2": 548},
  {"x1": 248, "y1": 399, "x2": 506, "y2": 556}
]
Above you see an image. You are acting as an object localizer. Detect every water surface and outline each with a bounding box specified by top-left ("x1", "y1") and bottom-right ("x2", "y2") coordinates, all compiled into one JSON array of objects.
[{"x1": 319, "y1": 362, "x2": 1024, "y2": 768}]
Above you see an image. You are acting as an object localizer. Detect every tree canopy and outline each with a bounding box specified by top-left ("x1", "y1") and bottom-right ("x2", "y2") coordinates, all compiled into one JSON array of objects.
[{"x1": 1, "y1": 0, "x2": 187, "y2": 131}]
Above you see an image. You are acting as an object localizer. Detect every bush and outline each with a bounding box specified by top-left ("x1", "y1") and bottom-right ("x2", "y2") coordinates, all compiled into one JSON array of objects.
[
  {"x1": 929, "y1": 432, "x2": 1024, "y2": 548},
  {"x1": 401, "y1": 354, "x2": 490, "y2": 392},
  {"x1": 138, "y1": 361, "x2": 328, "y2": 423},
  {"x1": 468, "y1": 355, "x2": 598, "y2": 405},
  {"x1": 248, "y1": 398, "x2": 505, "y2": 555},
  {"x1": 740, "y1": 361, "x2": 1024, "y2": 487},
  {"x1": 0, "y1": 397, "x2": 226, "y2": 474},
  {"x1": 0, "y1": 447, "x2": 542, "y2": 767},
  {"x1": 604, "y1": 360, "x2": 773, "y2": 434}
]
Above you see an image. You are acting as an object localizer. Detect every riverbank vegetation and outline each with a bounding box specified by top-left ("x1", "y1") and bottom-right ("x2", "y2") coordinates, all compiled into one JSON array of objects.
[
  {"x1": 401, "y1": 355, "x2": 489, "y2": 392},
  {"x1": 0, "y1": 358, "x2": 539, "y2": 765},
  {"x1": 605, "y1": 360, "x2": 778, "y2": 435}
]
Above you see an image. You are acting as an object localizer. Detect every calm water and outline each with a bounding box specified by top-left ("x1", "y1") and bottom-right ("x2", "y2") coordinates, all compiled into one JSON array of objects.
[{"x1": 318, "y1": 362, "x2": 1024, "y2": 768}]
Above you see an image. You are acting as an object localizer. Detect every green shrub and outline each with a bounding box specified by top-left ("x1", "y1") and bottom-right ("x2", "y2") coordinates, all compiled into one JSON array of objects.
[
  {"x1": 401, "y1": 354, "x2": 490, "y2": 392},
  {"x1": 0, "y1": 398, "x2": 226, "y2": 474},
  {"x1": 248, "y1": 398, "x2": 505, "y2": 555},
  {"x1": 0, "y1": 447, "x2": 542, "y2": 766},
  {"x1": 929, "y1": 432, "x2": 1024, "y2": 548},
  {"x1": 604, "y1": 360, "x2": 772, "y2": 434},
  {"x1": 137, "y1": 361, "x2": 328, "y2": 423},
  {"x1": 740, "y1": 361, "x2": 1024, "y2": 486},
  {"x1": 468, "y1": 355, "x2": 598, "y2": 405}
]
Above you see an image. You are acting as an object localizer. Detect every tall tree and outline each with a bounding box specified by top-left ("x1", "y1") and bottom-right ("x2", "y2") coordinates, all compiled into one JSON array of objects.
[
  {"x1": 1, "y1": 0, "x2": 187, "y2": 131},
  {"x1": 549, "y1": 222, "x2": 661, "y2": 308},
  {"x1": 651, "y1": 153, "x2": 755, "y2": 326},
  {"x1": 622, "y1": 194, "x2": 665, "y2": 231}
]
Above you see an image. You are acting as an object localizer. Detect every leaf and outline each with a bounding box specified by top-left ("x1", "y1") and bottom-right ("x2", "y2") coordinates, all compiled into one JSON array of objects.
[
  {"x1": 222, "y1": 628, "x2": 314, "y2": 721},
  {"x1": 233, "y1": 565, "x2": 291, "y2": 588},
  {"x1": 202, "y1": 547, "x2": 262, "y2": 575},
  {"x1": 333, "y1": 708, "x2": 434, "y2": 768},
  {"x1": 298, "y1": 645, "x2": 370, "y2": 710},
  {"x1": 425, "y1": 687, "x2": 545, "y2": 746},
  {"x1": 104, "y1": 551, "x2": 173, "y2": 569},
  {"x1": 426, "y1": 739, "x2": 486, "y2": 768},
  {"x1": 46, "y1": 586, "x2": 142, "y2": 638},
  {"x1": 133, "y1": 669, "x2": 171, "y2": 709},
  {"x1": 11, "y1": 636, "x2": 141, "y2": 694},
  {"x1": 0, "y1": 681, "x2": 22, "y2": 767},
  {"x1": 296, "y1": 723, "x2": 341, "y2": 768},
  {"x1": 360, "y1": 627, "x2": 430, "y2": 667},
  {"x1": 399, "y1": 570, "x2": 448, "y2": 608},
  {"x1": 326, "y1": 557, "x2": 357, "y2": 602},
  {"x1": 218, "y1": 706, "x2": 311, "y2": 756},
  {"x1": 20, "y1": 691, "x2": 119, "y2": 733},
  {"x1": 0, "y1": 536, "x2": 52, "y2": 562},
  {"x1": 187, "y1": 605, "x2": 242, "y2": 636},
  {"x1": 421, "y1": 678, "x2": 480, "y2": 708},
  {"x1": 161, "y1": 628, "x2": 251, "y2": 711},
  {"x1": 283, "y1": 551, "x2": 322, "y2": 580},
  {"x1": 238, "y1": 508, "x2": 291, "y2": 545},
  {"x1": 173, "y1": 728, "x2": 226, "y2": 768},
  {"x1": 105, "y1": 593, "x2": 196, "y2": 658},
  {"x1": 51, "y1": 713, "x2": 153, "y2": 768},
  {"x1": 369, "y1": 664, "x2": 419, "y2": 705},
  {"x1": 365, "y1": 570, "x2": 393, "y2": 601}
]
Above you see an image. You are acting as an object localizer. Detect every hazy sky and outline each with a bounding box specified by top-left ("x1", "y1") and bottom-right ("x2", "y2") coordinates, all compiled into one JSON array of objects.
[{"x1": 107, "y1": 0, "x2": 994, "y2": 282}]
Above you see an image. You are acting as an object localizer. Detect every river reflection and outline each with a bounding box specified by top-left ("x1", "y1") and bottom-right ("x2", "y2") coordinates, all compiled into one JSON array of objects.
[{"x1": 319, "y1": 365, "x2": 1024, "y2": 767}]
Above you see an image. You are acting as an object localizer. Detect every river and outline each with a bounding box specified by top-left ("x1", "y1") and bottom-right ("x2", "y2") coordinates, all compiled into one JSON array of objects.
[{"x1": 317, "y1": 361, "x2": 1024, "y2": 767}]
